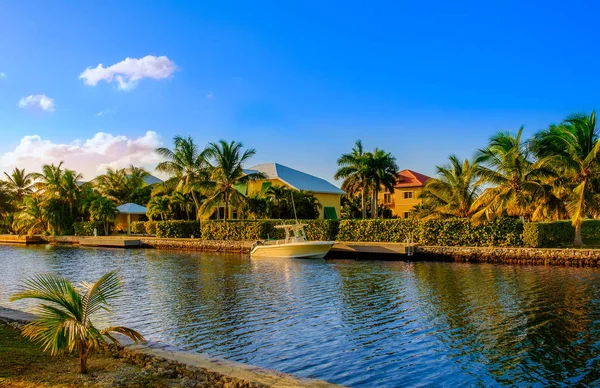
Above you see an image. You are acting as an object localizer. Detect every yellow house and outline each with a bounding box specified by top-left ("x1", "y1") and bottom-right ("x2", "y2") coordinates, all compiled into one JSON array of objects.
[
  {"x1": 223, "y1": 162, "x2": 343, "y2": 219},
  {"x1": 379, "y1": 169, "x2": 431, "y2": 219}
]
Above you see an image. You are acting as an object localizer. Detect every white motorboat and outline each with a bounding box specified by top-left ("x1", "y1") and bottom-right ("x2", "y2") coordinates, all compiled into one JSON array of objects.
[{"x1": 250, "y1": 224, "x2": 334, "y2": 259}]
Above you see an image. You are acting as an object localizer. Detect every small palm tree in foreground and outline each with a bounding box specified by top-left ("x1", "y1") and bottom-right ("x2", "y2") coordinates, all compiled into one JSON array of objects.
[{"x1": 11, "y1": 271, "x2": 144, "y2": 374}]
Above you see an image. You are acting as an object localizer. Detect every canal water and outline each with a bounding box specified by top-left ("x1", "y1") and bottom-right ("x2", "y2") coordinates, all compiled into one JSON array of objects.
[{"x1": 2, "y1": 245, "x2": 600, "y2": 387}]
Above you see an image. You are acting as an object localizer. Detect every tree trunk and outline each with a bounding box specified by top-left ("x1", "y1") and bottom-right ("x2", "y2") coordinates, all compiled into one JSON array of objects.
[
  {"x1": 361, "y1": 186, "x2": 367, "y2": 219},
  {"x1": 372, "y1": 190, "x2": 378, "y2": 219},
  {"x1": 191, "y1": 190, "x2": 201, "y2": 220},
  {"x1": 79, "y1": 344, "x2": 88, "y2": 374},
  {"x1": 224, "y1": 193, "x2": 229, "y2": 221},
  {"x1": 574, "y1": 221, "x2": 584, "y2": 247},
  {"x1": 104, "y1": 220, "x2": 109, "y2": 236}
]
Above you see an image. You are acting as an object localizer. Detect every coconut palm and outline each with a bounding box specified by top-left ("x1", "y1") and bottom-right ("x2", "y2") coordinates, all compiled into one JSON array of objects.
[
  {"x1": 4, "y1": 168, "x2": 34, "y2": 201},
  {"x1": 31, "y1": 162, "x2": 66, "y2": 197},
  {"x1": 365, "y1": 148, "x2": 398, "y2": 218},
  {"x1": 10, "y1": 271, "x2": 144, "y2": 374},
  {"x1": 156, "y1": 136, "x2": 207, "y2": 220},
  {"x1": 199, "y1": 140, "x2": 265, "y2": 220},
  {"x1": 531, "y1": 110, "x2": 600, "y2": 246},
  {"x1": 335, "y1": 140, "x2": 369, "y2": 219},
  {"x1": 470, "y1": 127, "x2": 551, "y2": 222},
  {"x1": 89, "y1": 197, "x2": 118, "y2": 235},
  {"x1": 265, "y1": 185, "x2": 290, "y2": 219},
  {"x1": 12, "y1": 196, "x2": 46, "y2": 236},
  {"x1": 147, "y1": 195, "x2": 171, "y2": 221},
  {"x1": 420, "y1": 155, "x2": 481, "y2": 219}
]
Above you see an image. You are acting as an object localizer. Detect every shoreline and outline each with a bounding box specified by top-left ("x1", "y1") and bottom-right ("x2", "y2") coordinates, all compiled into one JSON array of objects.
[
  {"x1": 0, "y1": 306, "x2": 342, "y2": 388},
  {"x1": 4, "y1": 235, "x2": 600, "y2": 267}
]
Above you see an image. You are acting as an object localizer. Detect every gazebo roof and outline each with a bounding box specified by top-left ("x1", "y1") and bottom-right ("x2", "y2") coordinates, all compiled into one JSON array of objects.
[{"x1": 117, "y1": 203, "x2": 147, "y2": 215}]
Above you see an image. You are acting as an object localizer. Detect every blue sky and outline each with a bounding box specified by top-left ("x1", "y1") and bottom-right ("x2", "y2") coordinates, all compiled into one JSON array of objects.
[{"x1": 0, "y1": 1, "x2": 598, "y2": 182}]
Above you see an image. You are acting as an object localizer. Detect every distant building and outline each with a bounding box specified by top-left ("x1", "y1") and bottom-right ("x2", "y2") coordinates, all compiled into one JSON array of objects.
[
  {"x1": 217, "y1": 162, "x2": 344, "y2": 220},
  {"x1": 379, "y1": 169, "x2": 431, "y2": 219}
]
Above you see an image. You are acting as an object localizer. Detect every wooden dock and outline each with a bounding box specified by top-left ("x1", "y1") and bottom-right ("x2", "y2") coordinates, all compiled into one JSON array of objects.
[
  {"x1": 78, "y1": 237, "x2": 142, "y2": 248},
  {"x1": 328, "y1": 242, "x2": 415, "y2": 259},
  {"x1": 0, "y1": 235, "x2": 43, "y2": 245}
]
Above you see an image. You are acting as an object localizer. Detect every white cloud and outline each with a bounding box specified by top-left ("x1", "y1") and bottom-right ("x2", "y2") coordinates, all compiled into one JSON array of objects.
[
  {"x1": 79, "y1": 55, "x2": 176, "y2": 91},
  {"x1": 95, "y1": 108, "x2": 115, "y2": 117},
  {"x1": 0, "y1": 131, "x2": 163, "y2": 180},
  {"x1": 18, "y1": 94, "x2": 55, "y2": 112}
]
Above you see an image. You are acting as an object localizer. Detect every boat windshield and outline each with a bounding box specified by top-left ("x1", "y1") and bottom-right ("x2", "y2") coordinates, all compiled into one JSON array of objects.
[{"x1": 276, "y1": 225, "x2": 307, "y2": 243}]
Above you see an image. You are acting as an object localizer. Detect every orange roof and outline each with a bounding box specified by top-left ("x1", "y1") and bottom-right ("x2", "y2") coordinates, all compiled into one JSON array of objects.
[{"x1": 395, "y1": 169, "x2": 431, "y2": 188}]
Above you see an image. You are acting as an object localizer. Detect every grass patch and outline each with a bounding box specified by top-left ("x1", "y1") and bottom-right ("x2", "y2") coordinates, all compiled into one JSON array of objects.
[{"x1": 0, "y1": 321, "x2": 175, "y2": 387}]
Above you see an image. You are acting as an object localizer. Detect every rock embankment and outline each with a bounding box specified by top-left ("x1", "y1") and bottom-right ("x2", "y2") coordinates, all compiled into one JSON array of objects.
[
  {"x1": 140, "y1": 238, "x2": 253, "y2": 253},
  {"x1": 417, "y1": 246, "x2": 600, "y2": 267}
]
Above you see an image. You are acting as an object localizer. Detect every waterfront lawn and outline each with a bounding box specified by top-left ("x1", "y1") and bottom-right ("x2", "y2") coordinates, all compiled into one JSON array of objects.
[{"x1": 0, "y1": 322, "x2": 170, "y2": 387}]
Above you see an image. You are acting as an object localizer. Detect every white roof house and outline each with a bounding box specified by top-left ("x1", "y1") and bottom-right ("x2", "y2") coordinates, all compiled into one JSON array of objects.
[{"x1": 246, "y1": 163, "x2": 344, "y2": 194}]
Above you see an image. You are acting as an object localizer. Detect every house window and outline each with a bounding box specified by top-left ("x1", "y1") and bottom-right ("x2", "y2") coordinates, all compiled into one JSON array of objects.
[
  {"x1": 403, "y1": 191, "x2": 413, "y2": 199},
  {"x1": 403, "y1": 212, "x2": 410, "y2": 219},
  {"x1": 324, "y1": 206, "x2": 338, "y2": 220},
  {"x1": 384, "y1": 193, "x2": 392, "y2": 204}
]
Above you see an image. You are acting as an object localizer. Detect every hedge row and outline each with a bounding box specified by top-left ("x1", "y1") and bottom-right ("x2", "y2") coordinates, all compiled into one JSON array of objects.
[
  {"x1": 73, "y1": 221, "x2": 106, "y2": 236},
  {"x1": 523, "y1": 220, "x2": 600, "y2": 247},
  {"x1": 337, "y1": 217, "x2": 523, "y2": 247},
  {"x1": 156, "y1": 220, "x2": 200, "y2": 238},
  {"x1": 200, "y1": 220, "x2": 340, "y2": 241}
]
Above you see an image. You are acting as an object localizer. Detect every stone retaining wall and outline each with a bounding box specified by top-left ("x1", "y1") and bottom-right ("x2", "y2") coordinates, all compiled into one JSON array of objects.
[
  {"x1": 417, "y1": 246, "x2": 600, "y2": 267},
  {"x1": 140, "y1": 238, "x2": 253, "y2": 254}
]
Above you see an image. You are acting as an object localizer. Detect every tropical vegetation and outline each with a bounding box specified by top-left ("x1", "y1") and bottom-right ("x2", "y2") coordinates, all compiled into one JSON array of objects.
[{"x1": 10, "y1": 271, "x2": 144, "y2": 374}]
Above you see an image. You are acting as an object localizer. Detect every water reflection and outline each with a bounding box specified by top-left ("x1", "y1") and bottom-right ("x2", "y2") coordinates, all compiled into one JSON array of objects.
[{"x1": 2, "y1": 245, "x2": 600, "y2": 387}]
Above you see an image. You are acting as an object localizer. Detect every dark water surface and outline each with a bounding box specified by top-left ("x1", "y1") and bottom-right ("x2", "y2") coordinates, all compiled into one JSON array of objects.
[{"x1": 2, "y1": 245, "x2": 600, "y2": 387}]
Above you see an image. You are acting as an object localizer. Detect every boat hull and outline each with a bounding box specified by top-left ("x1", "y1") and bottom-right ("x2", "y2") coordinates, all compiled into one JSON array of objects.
[{"x1": 250, "y1": 241, "x2": 334, "y2": 259}]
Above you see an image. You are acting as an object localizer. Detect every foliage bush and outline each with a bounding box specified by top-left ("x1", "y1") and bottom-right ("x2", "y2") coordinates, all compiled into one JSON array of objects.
[
  {"x1": 523, "y1": 220, "x2": 600, "y2": 247},
  {"x1": 337, "y1": 219, "x2": 415, "y2": 242},
  {"x1": 144, "y1": 221, "x2": 157, "y2": 236},
  {"x1": 201, "y1": 219, "x2": 340, "y2": 241},
  {"x1": 156, "y1": 220, "x2": 200, "y2": 238},
  {"x1": 130, "y1": 221, "x2": 146, "y2": 235},
  {"x1": 73, "y1": 221, "x2": 106, "y2": 236},
  {"x1": 337, "y1": 217, "x2": 523, "y2": 247}
]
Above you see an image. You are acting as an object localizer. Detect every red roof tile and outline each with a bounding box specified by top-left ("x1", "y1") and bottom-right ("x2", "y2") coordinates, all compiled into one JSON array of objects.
[{"x1": 394, "y1": 169, "x2": 431, "y2": 188}]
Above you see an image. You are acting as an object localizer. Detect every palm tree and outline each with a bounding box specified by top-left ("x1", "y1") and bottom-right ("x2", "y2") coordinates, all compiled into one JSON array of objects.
[
  {"x1": 12, "y1": 196, "x2": 46, "y2": 236},
  {"x1": 156, "y1": 136, "x2": 207, "y2": 220},
  {"x1": 31, "y1": 162, "x2": 66, "y2": 197},
  {"x1": 89, "y1": 197, "x2": 118, "y2": 235},
  {"x1": 60, "y1": 169, "x2": 82, "y2": 218},
  {"x1": 420, "y1": 155, "x2": 481, "y2": 219},
  {"x1": 531, "y1": 110, "x2": 600, "y2": 246},
  {"x1": 365, "y1": 148, "x2": 398, "y2": 218},
  {"x1": 4, "y1": 168, "x2": 34, "y2": 201},
  {"x1": 147, "y1": 195, "x2": 171, "y2": 221},
  {"x1": 95, "y1": 167, "x2": 127, "y2": 203},
  {"x1": 11, "y1": 271, "x2": 144, "y2": 374},
  {"x1": 266, "y1": 185, "x2": 290, "y2": 219},
  {"x1": 335, "y1": 140, "x2": 369, "y2": 219},
  {"x1": 470, "y1": 127, "x2": 551, "y2": 222},
  {"x1": 200, "y1": 140, "x2": 265, "y2": 220}
]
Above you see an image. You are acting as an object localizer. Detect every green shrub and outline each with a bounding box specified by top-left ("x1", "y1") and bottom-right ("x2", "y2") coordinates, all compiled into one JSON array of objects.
[
  {"x1": 523, "y1": 220, "x2": 600, "y2": 247},
  {"x1": 582, "y1": 220, "x2": 600, "y2": 239},
  {"x1": 73, "y1": 221, "x2": 106, "y2": 236},
  {"x1": 337, "y1": 219, "x2": 416, "y2": 242},
  {"x1": 200, "y1": 219, "x2": 340, "y2": 241},
  {"x1": 130, "y1": 221, "x2": 146, "y2": 234},
  {"x1": 156, "y1": 220, "x2": 200, "y2": 238},
  {"x1": 418, "y1": 217, "x2": 523, "y2": 247},
  {"x1": 144, "y1": 221, "x2": 157, "y2": 236},
  {"x1": 337, "y1": 217, "x2": 523, "y2": 247}
]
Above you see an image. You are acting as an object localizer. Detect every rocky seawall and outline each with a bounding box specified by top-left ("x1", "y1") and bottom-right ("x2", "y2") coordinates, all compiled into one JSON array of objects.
[
  {"x1": 417, "y1": 246, "x2": 600, "y2": 267},
  {"x1": 140, "y1": 238, "x2": 253, "y2": 254}
]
